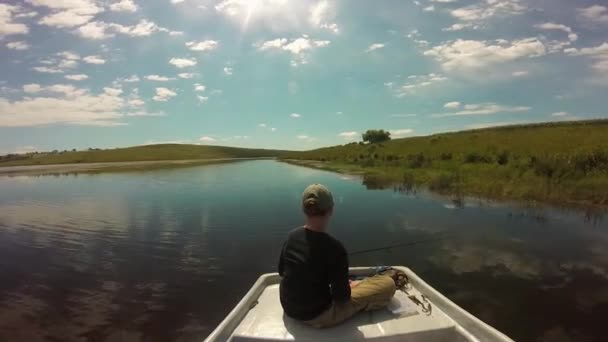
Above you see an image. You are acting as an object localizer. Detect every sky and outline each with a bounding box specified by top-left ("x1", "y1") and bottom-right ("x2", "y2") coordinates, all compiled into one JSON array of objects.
[{"x1": 1, "y1": 0, "x2": 607, "y2": 153}]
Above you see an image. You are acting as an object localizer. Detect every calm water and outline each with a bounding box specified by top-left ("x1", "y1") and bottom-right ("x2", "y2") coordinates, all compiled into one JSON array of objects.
[{"x1": 0, "y1": 160, "x2": 607, "y2": 342}]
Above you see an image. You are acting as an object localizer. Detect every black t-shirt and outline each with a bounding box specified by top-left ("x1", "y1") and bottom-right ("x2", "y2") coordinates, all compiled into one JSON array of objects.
[{"x1": 278, "y1": 227, "x2": 350, "y2": 320}]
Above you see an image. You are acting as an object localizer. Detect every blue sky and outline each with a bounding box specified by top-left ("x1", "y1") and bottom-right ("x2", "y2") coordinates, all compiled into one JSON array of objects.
[{"x1": 1, "y1": 0, "x2": 607, "y2": 153}]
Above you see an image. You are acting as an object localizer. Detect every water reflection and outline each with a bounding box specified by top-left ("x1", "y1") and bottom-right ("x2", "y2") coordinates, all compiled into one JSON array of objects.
[{"x1": 0, "y1": 160, "x2": 606, "y2": 342}]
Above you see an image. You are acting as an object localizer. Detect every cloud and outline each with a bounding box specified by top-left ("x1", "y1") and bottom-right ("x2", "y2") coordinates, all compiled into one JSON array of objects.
[
  {"x1": 565, "y1": 42, "x2": 608, "y2": 76},
  {"x1": 0, "y1": 4, "x2": 30, "y2": 36},
  {"x1": 29, "y1": 0, "x2": 101, "y2": 29},
  {"x1": 117, "y1": 75, "x2": 140, "y2": 83},
  {"x1": 171, "y1": 0, "x2": 185, "y2": 4},
  {"x1": 366, "y1": 43, "x2": 385, "y2": 52},
  {"x1": 125, "y1": 111, "x2": 165, "y2": 117},
  {"x1": 0, "y1": 84, "x2": 158, "y2": 126},
  {"x1": 258, "y1": 123, "x2": 267, "y2": 128},
  {"x1": 444, "y1": 101, "x2": 461, "y2": 109},
  {"x1": 578, "y1": 5, "x2": 608, "y2": 24},
  {"x1": 194, "y1": 83, "x2": 206, "y2": 92},
  {"x1": 186, "y1": 40, "x2": 219, "y2": 51},
  {"x1": 406, "y1": 29, "x2": 430, "y2": 47},
  {"x1": 551, "y1": 111, "x2": 569, "y2": 117},
  {"x1": 199, "y1": 136, "x2": 216, "y2": 142},
  {"x1": 145, "y1": 75, "x2": 176, "y2": 81},
  {"x1": 512, "y1": 70, "x2": 528, "y2": 77},
  {"x1": 423, "y1": 5, "x2": 435, "y2": 12},
  {"x1": 75, "y1": 21, "x2": 113, "y2": 39},
  {"x1": 271, "y1": 127, "x2": 277, "y2": 132},
  {"x1": 535, "y1": 22, "x2": 578, "y2": 42},
  {"x1": 128, "y1": 99, "x2": 144, "y2": 106},
  {"x1": 297, "y1": 135, "x2": 310, "y2": 139},
  {"x1": 197, "y1": 95, "x2": 209, "y2": 103},
  {"x1": 33, "y1": 66, "x2": 63, "y2": 74},
  {"x1": 310, "y1": 0, "x2": 339, "y2": 34},
  {"x1": 442, "y1": 23, "x2": 477, "y2": 31},
  {"x1": 450, "y1": 0, "x2": 526, "y2": 22},
  {"x1": 109, "y1": 0, "x2": 137, "y2": 13},
  {"x1": 169, "y1": 57, "x2": 197, "y2": 68},
  {"x1": 386, "y1": 73, "x2": 447, "y2": 97},
  {"x1": 178, "y1": 73, "x2": 198, "y2": 79},
  {"x1": 6, "y1": 41, "x2": 29, "y2": 50},
  {"x1": 83, "y1": 55, "x2": 106, "y2": 64},
  {"x1": 424, "y1": 38, "x2": 546, "y2": 72},
  {"x1": 389, "y1": 128, "x2": 414, "y2": 137},
  {"x1": 109, "y1": 19, "x2": 168, "y2": 37},
  {"x1": 432, "y1": 102, "x2": 531, "y2": 117},
  {"x1": 223, "y1": 67, "x2": 233, "y2": 75},
  {"x1": 65, "y1": 74, "x2": 88, "y2": 81},
  {"x1": 255, "y1": 35, "x2": 331, "y2": 66},
  {"x1": 23, "y1": 84, "x2": 42, "y2": 93},
  {"x1": 338, "y1": 131, "x2": 358, "y2": 139},
  {"x1": 290, "y1": 113, "x2": 301, "y2": 118},
  {"x1": 152, "y1": 87, "x2": 177, "y2": 102}
]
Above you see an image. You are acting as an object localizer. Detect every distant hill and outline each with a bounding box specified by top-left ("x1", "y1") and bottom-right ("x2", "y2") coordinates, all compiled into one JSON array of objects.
[{"x1": 0, "y1": 144, "x2": 287, "y2": 167}]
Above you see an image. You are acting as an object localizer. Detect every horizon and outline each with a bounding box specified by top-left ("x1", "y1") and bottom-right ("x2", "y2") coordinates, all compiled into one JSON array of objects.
[{"x1": 1, "y1": 0, "x2": 608, "y2": 154}]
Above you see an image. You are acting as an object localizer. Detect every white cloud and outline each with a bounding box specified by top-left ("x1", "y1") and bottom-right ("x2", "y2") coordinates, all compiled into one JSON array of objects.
[
  {"x1": 15, "y1": 11, "x2": 38, "y2": 19},
  {"x1": 386, "y1": 73, "x2": 447, "y2": 97},
  {"x1": 565, "y1": 42, "x2": 608, "y2": 75},
  {"x1": 83, "y1": 55, "x2": 106, "y2": 64},
  {"x1": 23, "y1": 84, "x2": 42, "y2": 93},
  {"x1": 512, "y1": 70, "x2": 528, "y2": 77},
  {"x1": 256, "y1": 35, "x2": 331, "y2": 66},
  {"x1": 271, "y1": 127, "x2": 276, "y2": 132},
  {"x1": 152, "y1": 87, "x2": 177, "y2": 102},
  {"x1": 197, "y1": 95, "x2": 209, "y2": 103},
  {"x1": 75, "y1": 21, "x2": 113, "y2": 39},
  {"x1": 125, "y1": 111, "x2": 165, "y2": 117},
  {"x1": 110, "y1": 19, "x2": 168, "y2": 37},
  {"x1": 424, "y1": 38, "x2": 546, "y2": 72},
  {"x1": 110, "y1": 0, "x2": 137, "y2": 12},
  {"x1": 58, "y1": 51, "x2": 80, "y2": 60},
  {"x1": 118, "y1": 75, "x2": 140, "y2": 83},
  {"x1": 145, "y1": 75, "x2": 176, "y2": 81},
  {"x1": 535, "y1": 22, "x2": 578, "y2": 42},
  {"x1": 290, "y1": 113, "x2": 301, "y2": 118},
  {"x1": 432, "y1": 102, "x2": 531, "y2": 117},
  {"x1": 186, "y1": 40, "x2": 219, "y2": 51},
  {"x1": 338, "y1": 131, "x2": 358, "y2": 139},
  {"x1": 297, "y1": 135, "x2": 310, "y2": 139},
  {"x1": 6, "y1": 41, "x2": 29, "y2": 50},
  {"x1": 444, "y1": 101, "x2": 461, "y2": 109},
  {"x1": 406, "y1": 29, "x2": 430, "y2": 47},
  {"x1": 389, "y1": 128, "x2": 414, "y2": 137},
  {"x1": 199, "y1": 136, "x2": 216, "y2": 142},
  {"x1": 30, "y1": 0, "x2": 102, "y2": 29},
  {"x1": 171, "y1": 0, "x2": 186, "y2": 4},
  {"x1": 442, "y1": 23, "x2": 477, "y2": 31},
  {"x1": 551, "y1": 111, "x2": 569, "y2": 117},
  {"x1": 178, "y1": 73, "x2": 198, "y2": 79},
  {"x1": 169, "y1": 31, "x2": 183, "y2": 36},
  {"x1": 423, "y1": 5, "x2": 435, "y2": 12},
  {"x1": 223, "y1": 67, "x2": 233, "y2": 75},
  {"x1": 169, "y1": 57, "x2": 197, "y2": 68},
  {"x1": 128, "y1": 99, "x2": 145, "y2": 106},
  {"x1": 578, "y1": 5, "x2": 608, "y2": 24},
  {"x1": 0, "y1": 83, "x2": 154, "y2": 127},
  {"x1": 366, "y1": 43, "x2": 385, "y2": 52},
  {"x1": 33, "y1": 66, "x2": 63, "y2": 74},
  {"x1": 194, "y1": 83, "x2": 206, "y2": 92},
  {"x1": 258, "y1": 123, "x2": 267, "y2": 128},
  {"x1": 450, "y1": 0, "x2": 526, "y2": 22},
  {"x1": 310, "y1": 0, "x2": 339, "y2": 34},
  {"x1": 65, "y1": 74, "x2": 88, "y2": 81},
  {"x1": 0, "y1": 4, "x2": 30, "y2": 36}
]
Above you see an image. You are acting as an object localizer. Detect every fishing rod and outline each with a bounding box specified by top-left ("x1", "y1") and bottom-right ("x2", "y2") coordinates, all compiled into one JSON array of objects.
[{"x1": 348, "y1": 232, "x2": 454, "y2": 256}]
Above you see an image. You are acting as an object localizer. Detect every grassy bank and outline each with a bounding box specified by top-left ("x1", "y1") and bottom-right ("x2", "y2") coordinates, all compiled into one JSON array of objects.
[
  {"x1": 0, "y1": 144, "x2": 286, "y2": 167},
  {"x1": 281, "y1": 120, "x2": 608, "y2": 207}
]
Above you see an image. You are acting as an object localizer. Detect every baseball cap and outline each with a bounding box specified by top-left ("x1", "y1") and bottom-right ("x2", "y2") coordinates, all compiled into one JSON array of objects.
[{"x1": 302, "y1": 184, "x2": 334, "y2": 215}]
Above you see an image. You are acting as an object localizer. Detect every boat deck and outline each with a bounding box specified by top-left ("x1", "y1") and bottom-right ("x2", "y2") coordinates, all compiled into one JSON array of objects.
[{"x1": 205, "y1": 267, "x2": 513, "y2": 342}]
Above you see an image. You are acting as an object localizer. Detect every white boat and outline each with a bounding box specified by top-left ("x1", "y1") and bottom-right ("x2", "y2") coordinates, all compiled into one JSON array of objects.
[{"x1": 205, "y1": 266, "x2": 513, "y2": 341}]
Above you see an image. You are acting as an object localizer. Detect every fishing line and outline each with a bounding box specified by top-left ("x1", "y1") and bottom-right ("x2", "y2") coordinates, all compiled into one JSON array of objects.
[{"x1": 348, "y1": 232, "x2": 454, "y2": 256}]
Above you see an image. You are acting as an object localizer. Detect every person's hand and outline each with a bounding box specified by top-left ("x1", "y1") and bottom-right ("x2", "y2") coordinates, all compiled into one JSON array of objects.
[{"x1": 349, "y1": 280, "x2": 360, "y2": 288}]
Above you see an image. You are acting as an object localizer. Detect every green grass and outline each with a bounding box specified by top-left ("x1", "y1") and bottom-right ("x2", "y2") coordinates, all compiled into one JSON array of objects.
[
  {"x1": 281, "y1": 120, "x2": 608, "y2": 207},
  {"x1": 0, "y1": 144, "x2": 287, "y2": 166}
]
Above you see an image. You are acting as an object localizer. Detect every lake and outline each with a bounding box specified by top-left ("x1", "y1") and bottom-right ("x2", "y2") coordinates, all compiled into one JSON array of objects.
[{"x1": 0, "y1": 160, "x2": 606, "y2": 342}]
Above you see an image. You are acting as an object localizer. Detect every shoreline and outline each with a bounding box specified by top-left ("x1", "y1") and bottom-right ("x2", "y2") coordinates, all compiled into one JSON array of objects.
[
  {"x1": 0, "y1": 158, "x2": 271, "y2": 176},
  {"x1": 279, "y1": 159, "x2": 608, "y2": 211}
]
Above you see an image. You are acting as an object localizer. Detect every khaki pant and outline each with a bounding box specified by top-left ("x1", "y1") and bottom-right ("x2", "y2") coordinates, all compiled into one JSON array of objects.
[{"x1": 303, "y1": 275, "x2": 396, "y2": 328}]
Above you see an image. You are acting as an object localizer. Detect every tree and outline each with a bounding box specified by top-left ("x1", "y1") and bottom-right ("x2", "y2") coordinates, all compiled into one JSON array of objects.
[{"x1": 362, "y1": 129, "x2": 391, "y2": 144}]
